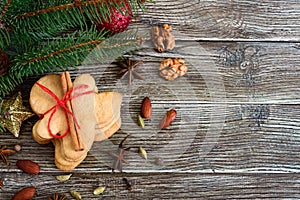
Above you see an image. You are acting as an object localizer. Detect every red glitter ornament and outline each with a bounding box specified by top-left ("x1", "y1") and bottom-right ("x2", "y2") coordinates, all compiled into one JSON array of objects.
[{"x1": 96, "y1": 1, "x2": 132, "y2": 34}]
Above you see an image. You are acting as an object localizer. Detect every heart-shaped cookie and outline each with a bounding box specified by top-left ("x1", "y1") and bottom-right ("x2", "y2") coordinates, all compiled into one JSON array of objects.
[{"x1": 30, "y1": 72, "x2": 122, "y2": 171}]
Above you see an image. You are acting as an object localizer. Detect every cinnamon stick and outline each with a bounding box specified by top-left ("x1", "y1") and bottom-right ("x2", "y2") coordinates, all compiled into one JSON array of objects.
[
  {"x1": 65, "y1": 72, "x2": 84, "y2": 151},
  {"x1": 61, "y1": 72, "x2": 84, "y2": 151}
]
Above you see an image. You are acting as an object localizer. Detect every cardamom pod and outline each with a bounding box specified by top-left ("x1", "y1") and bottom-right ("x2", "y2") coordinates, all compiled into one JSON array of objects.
[
  {"x1": 93, "y1": 186, "x2": 105, "y2": 195},
  {"x1": 137, "y1": 114, "x2": 145, "y2": 128},
  {"x1": 139, "y1": 146, "x2": 147, "y2": 160},
  {"x1": 70, "y1": 190, "x2": 82, "y2": 200},
  {"x1": 56, "y1": 174, "x2": 72, "y2": 182}
]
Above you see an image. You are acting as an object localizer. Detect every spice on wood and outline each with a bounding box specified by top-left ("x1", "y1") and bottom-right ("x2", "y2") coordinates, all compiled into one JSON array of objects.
[
  {"x1": 116, "y1": 58, "x2": 144, "y2": 86},
  {"x1": 151, "y1": 24, "x2": 175, "y2": 52},
  {"x1": 108, "y1": 135, "x2": 131, "y2": 172},
  {"x1": 159, "y1": 58, "x2": 188, "y2": 81},
  {"x1": 48, "y1": 192, "x2": 67, "y2": 200},
  {"x1": 123, "y1": 178, "x2": 133, "y2": 191},
  {"x1": 0, "y1": 145, "x2": 14, "y2": 165},
  {"x1": 159, "y1": 109, "x2": 177, "y2": 129}
]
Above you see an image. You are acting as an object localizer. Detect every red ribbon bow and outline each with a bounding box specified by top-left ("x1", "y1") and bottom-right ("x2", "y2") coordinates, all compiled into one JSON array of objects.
[{"x1": 35, "y1": 82, "x2": 93, "y2": 139}]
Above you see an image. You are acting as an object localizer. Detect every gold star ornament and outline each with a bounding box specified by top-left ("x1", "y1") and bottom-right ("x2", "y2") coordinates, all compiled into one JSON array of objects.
[{"x1": 0, "y1": 92, "x2": 35, "y2": 137}]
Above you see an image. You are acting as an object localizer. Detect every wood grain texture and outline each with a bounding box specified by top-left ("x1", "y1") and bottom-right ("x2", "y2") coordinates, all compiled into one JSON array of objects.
[
  {"x1": 1, "y1": 173, "x2": 300, "y2": 199},
  {"x1": 67, "y1": 40, "x2": 300, "y2": 103},
  {"x1": 2, "y1": 0, "x2": 300, "y2": 199},
  {"x1": 1, "y1": 104, "x2": 300, "y2": 174},
  {"x1": 140, "y1": 0, "x2": 300, "y2": 41}
]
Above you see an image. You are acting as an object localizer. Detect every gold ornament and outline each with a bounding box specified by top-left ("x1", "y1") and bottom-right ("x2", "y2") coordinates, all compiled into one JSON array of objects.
[{"x1": 0, "y1": 92, "x2": 35, "y2": 137}]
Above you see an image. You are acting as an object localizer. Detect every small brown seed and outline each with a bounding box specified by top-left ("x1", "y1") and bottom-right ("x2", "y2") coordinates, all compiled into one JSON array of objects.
[
  {"x1": 159, "y1": 109, "x2": 177, "y2": 129},
  {"x1": 12, "y1": 186, "x2": 36, "y2": 200},
  {"x1": 16, "y1": 160, "x2": 40, "y2": 175},
  {"x1": 14, "y1": 144, "x2": 21, "y2": 152},
  {"x1": 141, "y1": 97, "x2": 152, "y2": 119}
]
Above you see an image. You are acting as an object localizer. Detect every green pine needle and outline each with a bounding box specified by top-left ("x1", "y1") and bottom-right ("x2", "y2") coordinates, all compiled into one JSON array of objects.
[
  {"x1": 0, "y1": 29, "x2": 142, "y2": 97},
  {"x1": 0, "y1": 29, "x2": 10, "y2": 49},
  {"x1": 11, "y1": 28, "x2": 106, "y2": 76},
  {"x1": 0, "y1": 123, "x2": 5, "y2": 133},
  {"x1": 7, "y1": 0, "x2": 142, "y2": 41},
  {"x1": 83, "y1": 29, "x2": 143, "y2": 65},
  {"x1": 0, "y1": 0, "x2": 147, "y2": 97}
]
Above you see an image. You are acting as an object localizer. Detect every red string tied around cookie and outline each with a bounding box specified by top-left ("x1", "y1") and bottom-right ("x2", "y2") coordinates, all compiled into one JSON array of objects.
[{"x1": 35, "y1": 82, "x2": 93, "y2": 139}]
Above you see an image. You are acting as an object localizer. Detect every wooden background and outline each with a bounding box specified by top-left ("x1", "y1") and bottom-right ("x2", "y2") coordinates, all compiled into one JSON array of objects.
[{"x1": 2, "y1": 0, "x2": 300, "y2": 199}]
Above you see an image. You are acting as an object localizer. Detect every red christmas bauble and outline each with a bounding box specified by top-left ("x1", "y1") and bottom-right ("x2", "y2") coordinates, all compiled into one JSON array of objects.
[{"x1": 96, "y1": 1, "x2": 132, "y2": 34}]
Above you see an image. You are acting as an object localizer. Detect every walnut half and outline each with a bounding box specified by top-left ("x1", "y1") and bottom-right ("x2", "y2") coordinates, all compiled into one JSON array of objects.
[
  {"x1": 151, "y1": 24, "x2": 175, "y2": 52},
  {"x1": 159, "y1": 58, "x2": 188, "y2": 81}
]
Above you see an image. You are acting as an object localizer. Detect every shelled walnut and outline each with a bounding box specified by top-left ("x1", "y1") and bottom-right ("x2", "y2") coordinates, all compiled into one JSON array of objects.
[
  {"x1": 151, "y1": 24, "x2": 175, "y2": 52},
  {"x1": 159, "y1": 58, "x2": 188, "y2": 80}
]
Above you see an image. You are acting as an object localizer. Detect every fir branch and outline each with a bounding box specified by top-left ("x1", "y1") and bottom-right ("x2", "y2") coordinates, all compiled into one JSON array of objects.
[
  {"x1": 0, "y1": 0, "x2": 12, "y2": 48},
  {"x1": 84, "y1": 30, "x2": 144, "y2": 65},
  {"x1": 11, "y1": 0, "x2": 142, "y2": 39},
  {"x1": 0, "y1": 29, "x2": 10, "y2": 49},
  {"x1": 1, "y1": 0, "x2": 12, "y2": 18},
  {"x1": 0, "y1": 29, "x2": 142, "y2": 97},
  {"x1": 0, "y1": 124, "x2": 5, "y2": 133},
  {"x1": 11, "y1": 28, "x2": 106, "y2": 76},
  {"x1": 16, "y1": 0, "x2": 142, "y2": 19},
  {"x1": 0, "y1": 0, "x2": 147, "y2": 97},
  {"x1": 27, "y1": 40, "x2": 102, "y2": 64},
  {"x1": 0, "y1": 72, "x2": 23, "y2": 97},
  {"x1": 17, "y1": 0, "x2": 109, "y2": 19}
]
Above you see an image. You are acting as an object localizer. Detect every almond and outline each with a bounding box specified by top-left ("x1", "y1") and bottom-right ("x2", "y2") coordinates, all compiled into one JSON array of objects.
[
  {"x1": 16, "y1": 160, "x2": 40, "y2": 175},
  {"x1": 12, "y1": 186, "x2": 36, "y2": 200},
  {"x1": 159, "y1": 109, "x2": 177, "y2": 129},
  {"x1": 141, "y1": 97, "x2": 152, "y2": 119}
]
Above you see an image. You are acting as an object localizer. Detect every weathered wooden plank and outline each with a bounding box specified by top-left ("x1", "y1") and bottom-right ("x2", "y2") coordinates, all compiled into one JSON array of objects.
[
  {"x1": 69, "y1": 40, "x2": 300, "y2": 103},
  {"x1": 139, "y1": 0, "x2": 300, "y2": 41},
  {"x1": 2, "y1": 39, "x2": 300, "y2": 173},
  {"x1": 1, "y1": 104, "x2": 300, "y2": 173},
  {"x1": 2, "y1": 1, "x2": 300, "y2": 199},
  {"x1": 11, "y1": 39, "x2": 300, "y2": 103},
  {"x1": 1, "y1": 173, "x2": 300, "y2": 199}
]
